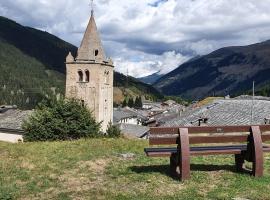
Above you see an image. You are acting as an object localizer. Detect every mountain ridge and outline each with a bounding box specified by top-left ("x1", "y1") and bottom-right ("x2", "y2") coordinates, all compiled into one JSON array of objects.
[
  {"x1": 154, "y1": 40, "x2": 270, "y2": 99},
  {"x1": 138, "y1": 71, "x2": 163, "y2": 85}
]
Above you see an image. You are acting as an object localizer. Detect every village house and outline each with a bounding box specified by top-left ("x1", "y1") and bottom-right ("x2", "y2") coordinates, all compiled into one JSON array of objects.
[
  {"x1": 0, "y1": 106, "x2": 31, "y2": 143},
  {"x1": 113, "y1": 108, "x2": 143, "y2": 125}
]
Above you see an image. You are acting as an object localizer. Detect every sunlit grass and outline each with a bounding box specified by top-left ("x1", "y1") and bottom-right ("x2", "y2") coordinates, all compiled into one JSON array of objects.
[{"x1": 1, "y1": 139, "x2": 270, "y2": 199}]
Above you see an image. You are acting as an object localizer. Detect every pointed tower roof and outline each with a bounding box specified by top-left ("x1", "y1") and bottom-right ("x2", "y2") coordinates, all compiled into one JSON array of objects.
[{"x1": 76, "y1": 11, "x2": 106, "y2": 61}]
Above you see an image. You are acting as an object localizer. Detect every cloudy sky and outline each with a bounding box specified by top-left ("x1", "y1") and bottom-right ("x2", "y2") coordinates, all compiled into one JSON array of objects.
[{"x1": 1, "y1": 0, "x2": 270, "y2": 77}]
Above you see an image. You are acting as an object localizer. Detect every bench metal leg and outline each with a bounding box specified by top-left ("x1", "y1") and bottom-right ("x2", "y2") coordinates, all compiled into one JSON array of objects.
[
  {"x1": 179, "y1": 128, "x2": 190, "y2": 181},
  {"x1": 235, "y1": 154, "x2": 244, "y2": 172},
  {"x1": 250, "y1": 126, "x2": 264, "y2": 177}
]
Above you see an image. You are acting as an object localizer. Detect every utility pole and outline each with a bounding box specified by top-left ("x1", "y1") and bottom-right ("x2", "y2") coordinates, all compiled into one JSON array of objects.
[{"x1": 251, "y1": 81, "x2": 255, "y2": 124}]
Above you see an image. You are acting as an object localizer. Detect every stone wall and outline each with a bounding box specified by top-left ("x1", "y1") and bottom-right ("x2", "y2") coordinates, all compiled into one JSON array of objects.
[
  {"x1": 0, "y1": 130, "x2": 24, "y2": 143},
  {"x1": 66, "y1": 61, "x2": 114, "y2": 132}
]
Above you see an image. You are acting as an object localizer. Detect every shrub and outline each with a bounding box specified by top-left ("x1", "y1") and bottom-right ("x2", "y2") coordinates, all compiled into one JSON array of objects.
[
  {"x1": 22, "y1": 98, "x2": 101, "y2": 142},
  {"x1": 106, "y1": 121, "x2": 121, "y2": 138}
]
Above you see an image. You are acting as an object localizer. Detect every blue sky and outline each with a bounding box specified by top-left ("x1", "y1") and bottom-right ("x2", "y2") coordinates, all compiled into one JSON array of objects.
[{"x1": 1, "y1": 0, "x2": 270, "y2": 77}]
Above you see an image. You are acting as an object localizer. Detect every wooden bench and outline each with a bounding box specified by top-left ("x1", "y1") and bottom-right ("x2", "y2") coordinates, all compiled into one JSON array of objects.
[{"x1": 144, "y1": 125, "x2": 270, "y2": 181}]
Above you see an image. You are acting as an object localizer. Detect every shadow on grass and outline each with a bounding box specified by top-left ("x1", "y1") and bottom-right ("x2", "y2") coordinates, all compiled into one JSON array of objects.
[{"x1": 130, "y1": 164, "x2": 251, "y2": 179}]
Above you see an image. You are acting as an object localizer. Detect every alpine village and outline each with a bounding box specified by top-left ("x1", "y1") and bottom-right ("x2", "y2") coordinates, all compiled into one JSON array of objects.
[{"x1": 1, "y1": 1, "x2": 270, "y2": 199}]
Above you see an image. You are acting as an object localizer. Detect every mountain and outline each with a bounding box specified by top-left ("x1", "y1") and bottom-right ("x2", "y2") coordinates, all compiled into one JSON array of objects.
[
  {"x1": 0, "y1": 16, "x2": 73, "y2": 108},
  {"x1": 113, "y1": 72, "x2": 163, "y2": 105},
  {"x1": 154, "y1": 40, "x2": 270, "y2": 99},
  {"x1": 138, "y1": 71, "x2": 163, "y2": 84},
  {"x1": 0, "y1": 16, "x2": 77, "y2": 74},
  {"x1": 0, "y1": 16, "x2": 162, "y2": 108}
]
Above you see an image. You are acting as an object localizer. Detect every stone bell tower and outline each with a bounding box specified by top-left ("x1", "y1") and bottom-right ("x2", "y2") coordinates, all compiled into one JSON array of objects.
[{"x1": 65, "y1": 9, "x2": 114, "y2": 132}]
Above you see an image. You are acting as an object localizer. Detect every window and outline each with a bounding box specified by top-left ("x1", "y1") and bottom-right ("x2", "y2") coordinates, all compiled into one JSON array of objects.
[
  {"x1": 85, "y1": 70, "x2": 90, "y2": 82},
  {"x1": 95, "y1": 49, "x2": 99, "y2": 56},
  {"x1": 78, "y1": 70, "x2": 83, "y2": 82}
]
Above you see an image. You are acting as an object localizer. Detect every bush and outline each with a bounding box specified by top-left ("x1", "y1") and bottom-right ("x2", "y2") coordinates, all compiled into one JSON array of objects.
[
  {"x1": 106, "y1": 122, "x2": 121, "y2": 138},
  {"x1": 22, "y1": 98, "x2": 101, "y2": 142}
]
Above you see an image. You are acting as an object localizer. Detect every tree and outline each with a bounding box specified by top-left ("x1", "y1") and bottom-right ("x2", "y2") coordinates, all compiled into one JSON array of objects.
[
  {"x1": 22, "y1": 98, "x2": 101, "y2": 142},
  {"x1": 128, "y1": 98, "x2": 134, "y2": 108},
  {"x1": 134, "y1": 96, "x2": 139, "y2": 108},
  {"x1": 122, "y1": 98, "x2": 127, "y2": 107},
  {"x1": 134, "y1": 96, "x2": 143, "y2": 108},
  {"x1": 138, "y1": 96, "x2": 143, "y2": 108},
  {"x1": 106, "y1": 121, "x2": 121, "y2": 138}
]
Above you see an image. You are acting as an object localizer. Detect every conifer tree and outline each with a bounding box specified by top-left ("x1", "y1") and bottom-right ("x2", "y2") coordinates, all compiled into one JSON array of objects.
[
  {"x1": 128, "y1": 98, "x2": 134, "y2": 108},
  {"x1": 138, "y1": 96, "x2": 143, "y2": 108},
  {"x1": 134, "y1": 96, "x2": 140, "y2": 108},
  {"x1": 122, "y1": 98, "x2": 127, "y2": 107}
]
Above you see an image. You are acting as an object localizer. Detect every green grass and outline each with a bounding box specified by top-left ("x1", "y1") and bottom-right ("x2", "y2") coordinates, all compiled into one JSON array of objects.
[{"x1": 1, "y1": 139, "x2": 270, "y2": 199}]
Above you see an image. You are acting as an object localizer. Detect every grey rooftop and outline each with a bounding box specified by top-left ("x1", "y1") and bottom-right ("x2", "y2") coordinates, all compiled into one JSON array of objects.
[{"x1": 163, "y1": 98, "x2": 270, "y2": 127}]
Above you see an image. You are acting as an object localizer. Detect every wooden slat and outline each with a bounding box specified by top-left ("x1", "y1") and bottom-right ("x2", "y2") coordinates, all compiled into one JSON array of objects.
[
  {"x1": 263, "y1": 148, "x2": 270, "y2": 152},
  {"x1": 146, "y1": 149, "x2": 243, "y2": 157},
  {"x1": 150, "y1": 125, "x2": 270, "y2": 135},
  {"x1": 149, "y1": 134, "x2": 270, "y2": 145},
  {"x1": 190, "y1": 135, "x2": 248, "y2": 144},
  {"x1": 146, "y1": 146, "x2": 270, "y2": 157},
  {"x1": 149, "y1": 136, "x2": 178, "y2": 145}
]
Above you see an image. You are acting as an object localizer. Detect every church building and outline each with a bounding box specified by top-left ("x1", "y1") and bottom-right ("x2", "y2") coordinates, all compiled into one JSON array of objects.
[{"x1": 65, "y1": 9, "x2": 114, "y2": 132}]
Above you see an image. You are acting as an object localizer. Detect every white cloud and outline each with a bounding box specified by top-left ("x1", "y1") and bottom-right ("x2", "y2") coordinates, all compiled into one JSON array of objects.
[
  {"x1": 114, "y1": 50, "x2": 190, "y2": 78},
  {"x1": 1, "y1": 0, "x2": 270, "y2": 77}
]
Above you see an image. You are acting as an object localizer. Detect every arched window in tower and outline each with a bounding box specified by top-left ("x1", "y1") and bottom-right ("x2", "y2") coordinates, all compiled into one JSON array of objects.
[
  {"x1": 78, "y1": 70, "x2": 83, "y2": 82},
  {"x1": 85, "y1": 70, "x2": 90, "y2": 82},
  {"x1": 95, "y1": 49, "x2": 99, "y2": 56}
]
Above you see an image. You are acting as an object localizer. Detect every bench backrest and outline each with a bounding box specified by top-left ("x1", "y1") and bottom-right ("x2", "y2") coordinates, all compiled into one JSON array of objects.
[{"x1": 149, "y1": 125, "x2": 270, "y2": 145}]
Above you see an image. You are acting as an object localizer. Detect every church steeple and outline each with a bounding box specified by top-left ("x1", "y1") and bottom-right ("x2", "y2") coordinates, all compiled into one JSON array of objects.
[
  {"x1": 76, "y1": 7, "x2": 106, "y2": 62},
  {"x1": 66, "y1": 1, "x2": 114, "y2": 132}
]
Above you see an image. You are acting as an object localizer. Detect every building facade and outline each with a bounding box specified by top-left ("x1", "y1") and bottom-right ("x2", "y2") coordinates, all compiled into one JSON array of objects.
[{"x1": 65, "y1": 11, "x2": 114, "y2": 132}]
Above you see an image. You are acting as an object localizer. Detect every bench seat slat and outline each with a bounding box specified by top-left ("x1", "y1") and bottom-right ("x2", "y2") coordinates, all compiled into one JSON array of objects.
[
  {"x1": 149, "y1": 134, "x2": 270, "y2": 145},
  {"x1": 145, "y1": 145, "x2": 270, "y2": 157},
  {"x1": 150, "y1": 125, "x2": 270, "y2": 135}
]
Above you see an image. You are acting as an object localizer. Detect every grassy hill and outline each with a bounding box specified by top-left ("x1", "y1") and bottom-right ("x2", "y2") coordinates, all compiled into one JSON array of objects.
[
  {"x1": 0, "y1": 16, "x2": 162, "y2": 108},
  {"x1": 1, "y1": 139, "x2": 270, "y2": 199},
  {"x1": 154, "y1": 40, "x2": 270, "y2": 100}
]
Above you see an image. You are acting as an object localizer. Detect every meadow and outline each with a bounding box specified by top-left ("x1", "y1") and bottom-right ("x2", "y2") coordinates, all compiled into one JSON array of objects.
[{"x1": 1, "y1": 139, "x2": 270, "y2": 200}]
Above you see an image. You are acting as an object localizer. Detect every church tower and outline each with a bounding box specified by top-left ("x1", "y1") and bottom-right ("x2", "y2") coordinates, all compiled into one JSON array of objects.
[{"x1": 65, "y1": 8, "x2": 114, "y2": 132}]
